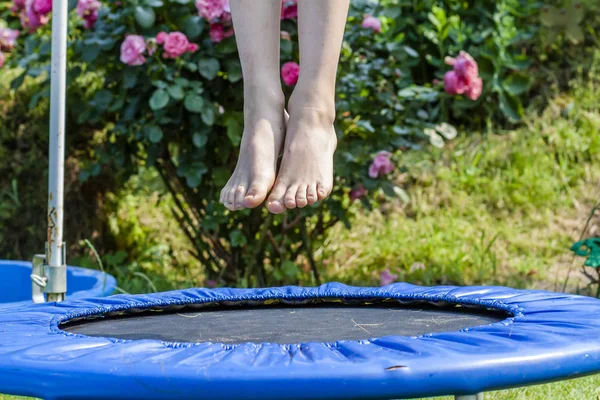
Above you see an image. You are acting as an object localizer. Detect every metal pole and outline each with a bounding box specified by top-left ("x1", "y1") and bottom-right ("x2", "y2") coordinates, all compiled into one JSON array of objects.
[{"x1": 45, "y1": 0, "x2": 68, "y2": 302}]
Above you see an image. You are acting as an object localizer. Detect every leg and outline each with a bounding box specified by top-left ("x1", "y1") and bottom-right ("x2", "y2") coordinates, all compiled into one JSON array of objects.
[
  {"x1": 220, "y1": 0, "x2": 286, "y2": 211},
  {"x1": 266, "y1": 0, "x2": 350, "y2": 214}
]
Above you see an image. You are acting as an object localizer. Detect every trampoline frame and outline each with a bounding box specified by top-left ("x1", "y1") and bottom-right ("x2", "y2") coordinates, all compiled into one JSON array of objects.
[{"x1": 1, "y1": 283, "x2": 600, "y2": 400}]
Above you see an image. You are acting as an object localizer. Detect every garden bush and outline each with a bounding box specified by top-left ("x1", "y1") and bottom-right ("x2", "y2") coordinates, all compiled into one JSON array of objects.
[{"x1": 0, "y1": 0, "x2": 595, "y2": 287}]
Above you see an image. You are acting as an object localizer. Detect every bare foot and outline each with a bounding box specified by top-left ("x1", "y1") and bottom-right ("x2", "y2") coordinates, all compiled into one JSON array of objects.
[
  {"x1": 266, "y1": 102, "x2": 337, "y2": 214},
  {"x1": 220, "y1": 90, "x2": 286, "y2": 211}
]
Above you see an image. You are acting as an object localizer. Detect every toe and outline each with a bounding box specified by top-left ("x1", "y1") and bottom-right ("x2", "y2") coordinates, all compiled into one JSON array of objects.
[
  {"x1": 267, "y1": 182, "x2": 288, "y2": 214},
  {"x1": 284, "y1": 185, "x2": 299, "y2": 209},
  {"x1": 225, "y1": 188, "x2": 236, "y2": 211},
  {"x1": 317, "y1": 183, "x2": 331, "y2": 201},
  {"x1": 307, "y1": 184, "x2": 318, "y2": 205},
  {"x1": 296, "y1": 185, "x2": 309, "y2": 208},
  {"x1": 234, "y1": 185, "x2": 247, "y2": 210},
  {"x1": 243, "y1": 181, "x2": 270, "y2": 209}
]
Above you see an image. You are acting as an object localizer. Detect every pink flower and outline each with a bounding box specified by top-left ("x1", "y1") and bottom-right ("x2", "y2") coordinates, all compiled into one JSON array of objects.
[
  {"x1": 281, "y1": 0, "x2": 297, "y2": 20},
  {"x1": 349, "y1": 184, "x2": 367, "y2": 201},
  {"x1": 444, "y1": 51, "x2": 483, "y2": 100},
  {"x1": 155, "y1": 31, "x2": 167, "y2": 45},
  {"x1": 21, "y1": 0, "x2": 50, "y2": 31},
  {"x1": 209, "y1": 23, "x2": 233, "y2": 43},
  {"x1": 380, "y1": 269, "x2": 398, "y2": 286},
  {"x1": 466, "y1": 76, "x2": 483, "y2": 101},
  {"x1": 76, "y1": 0, "x2": 101, "y2": 29},
  {"x1": 11, "y1": 0, "x2": 27, "y2": 12},
  {"x1": 444, "y1": 71, "x2": 467, "y2": 95},
  {"x1": 368, "y1": 151, "x2": 394, "y2": 179},
  {"x1": 160, "y1": 32, "x2": 197, "y2": 59},
  {"x1": 196, "y1": 0, "x2": 229, "y2": 21},
  {"x1": 281, "y1": 61, "x2": 299, "y2": 86},
  {"x1": 0, "y1": 52, "x2": 5, "y2": 68},
  {"x1": 120, "y1": 35, "x2": 147, "y2": 66},
  {"x1": 0, "y1": 28, "x2": 20, "y2": 51},
  {"x1": 362, "y1": 15, "x2": 381, "y2": 33},
  {"x1": 32, "y1": 0, "x2": 51, "y2": 15},
  {"x1": 446, "y1": 51, "x2": 478, "y2": 81}
]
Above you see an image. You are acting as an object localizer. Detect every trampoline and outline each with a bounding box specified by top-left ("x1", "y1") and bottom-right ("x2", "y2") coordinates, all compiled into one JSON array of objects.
[
  {"x1": 3, "y1": 2, "x2": 600, "y2": 400},
  {"x1": 1, "y1": 283, "x2": 600, "y2": 399},
  {"x1": 0, "y1": 260, "x2": 115, "y2": 308}
]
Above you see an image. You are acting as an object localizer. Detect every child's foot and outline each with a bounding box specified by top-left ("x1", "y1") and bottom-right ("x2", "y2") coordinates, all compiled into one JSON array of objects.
[
  {"x1": 266, "y1": 102, "x2": 337, "y2": 214},
  {"x1": 220, "y1": 90, "x2": 286, "y2": 211}
]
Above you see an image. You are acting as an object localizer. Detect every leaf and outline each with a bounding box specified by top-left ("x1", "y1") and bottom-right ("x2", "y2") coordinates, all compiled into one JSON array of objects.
[
  {"x1": 167, "y1": 85, "x2": 185, "y2": 100},
  {"x1": 93, "y1": 90, "x2": 114, "y2": 111},
  {"x1": 226, "y1": 60, "x2": 242, "y2": 83},
  {"x1": 201, "y1": 107, "x2": 215, "y2": 126},
  {"x1": 134, "y1": 6, "x2": 156, "y2": 29},
  {"x1": 192, "y1": 132, "x2": 208, "y2": 148},
  {"x1": 184, "y1": 94, "x2": 205, "y2": 113},
  {"x1": 225, "y1": 114, "x2": 242, "y2": 145},
  {"x1": 435, "y1": 122, "x2": 457, "y2": 140},
  {"x1": 183, "y1": 16, "x2": 204, "y2": 40},
  {"x1": 499, "y1": 91, "x2": 523, "y2": 123},
  {"x1": 502, "y1": 73, "x2": 531, "y2": 96},
  {"x1": 145, "y1": 124, "x2": 164, "y2": 143},
  {"x1": 540, "y1": 7, "x2": 564, "y2": 28},
  {"x1": 10, "y1": 72, "x2": 25, "y2": 91},
  {"x1": 229, "y1": 230, "x2": 247, "y2": 248},
  {"x1": 149, "y1": 89, "x2": 170, "y2": 110},
  {"x1": 123, "y1": 68, "x2": 138, "y2": 89},
  {"x1": 281, "y1": 261, "x2": 300, "y2": 280},
  {"x1": 566, "y1": 24, "x2": 584, "y2": 44},
  {"x1": 198, "y1": 58, "x2": 220, "y2": 80}
]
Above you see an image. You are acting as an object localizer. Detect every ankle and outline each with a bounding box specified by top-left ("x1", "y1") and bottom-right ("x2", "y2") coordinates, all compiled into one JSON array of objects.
[
  {"x1": 244, "y1": 80, "x2": 285, "y2": 111},
  {"x1": 288, "y1": 94, "x2": 336, "y2": 126}
]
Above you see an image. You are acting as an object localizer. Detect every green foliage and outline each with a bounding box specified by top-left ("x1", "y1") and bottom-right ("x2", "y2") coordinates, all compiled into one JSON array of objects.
[
  {"x1": 0, "y1": 0, "x2": 596, "y2": 287},
  {"x1": 571, "y1": 238, "x2": 600, "y2": 268}
]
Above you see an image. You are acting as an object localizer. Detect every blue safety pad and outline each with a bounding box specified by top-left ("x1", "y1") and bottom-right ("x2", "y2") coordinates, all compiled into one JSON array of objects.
[
  {"x1": 0, "y1": 283, "x2": 599, "y2": 400},
  {"x1": 0, "y1": 260, "x2": 116, "y2": 307}
]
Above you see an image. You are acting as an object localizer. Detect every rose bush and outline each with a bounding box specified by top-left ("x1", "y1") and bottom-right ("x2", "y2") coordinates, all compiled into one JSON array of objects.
[{"x1": 0, "y1": 0, "x2": 592, "y2": 287}]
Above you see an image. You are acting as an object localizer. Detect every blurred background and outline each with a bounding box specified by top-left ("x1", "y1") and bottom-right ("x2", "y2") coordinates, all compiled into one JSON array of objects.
[{"x1": 1, "y1": 0, "x2": 599, "y2": 398}]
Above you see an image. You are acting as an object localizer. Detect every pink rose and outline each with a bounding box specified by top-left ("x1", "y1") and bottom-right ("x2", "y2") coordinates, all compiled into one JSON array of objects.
[
  {"x1": 349, "y1": 184, "x2": 367, "y2": 201},
  {"x1": 0, "y1": 51, "x2": 5, "y2": 68},
  {"x1": 466, "y1": 76, "x2": 483, "y2": 101},
  {"x1": 368, "y1": 151, "x2": 394, "y2": 179},
  {"x1": 11, "y1": 0, "x2": 27, "y2": 12},
  {"x1": 281, "y1": 0, "x2": 297, "y2": 20},
  {"x1": 443, "y1": 71, "x2": 467, "y2": 95},
  {"x1": 187, "y1": 43, "x2": 199, "y2": 53},
  {"x1": 362, "y1": 15, "x2": 381, "y2": 33},
  {"x1": 209, "y1": 23, "x2": 233, "y2": 43},
  {"x1": 32, "y1": 0, "x2": 51, "y2": 15},
  {"x1": 380, "y1": 269, "x2": 398, "y2": 286},
  {"x1": 21, "y1": 0, "x2": 50, "y2": 31},
  {"x1": 161, "y1": 32, "x2": 197, "y2": 59},
  {"x1": 281, "y1": 61, "x2": 299, "y2": 86},
  {"x1": 155, "y1": 31, "x2": 167, "y2": 45},
  {"x1": 120, "y1": 35, "x2": 147, "y2": 66},
  {"x1": 444, "y1": 51, "x2": 482, "y2": 100},
  {"x1": 446, "y1": 51, "x2": 478, "y2": 81},
  {"x1": 0, "y1": 28, "x2": 20, "y2": 51},
  {"x1": 76, "y1": 0, "x2": 101, "y2": 29},
  {"x1": 196, "y1": 0, "x2": 229, "y2": 21}
]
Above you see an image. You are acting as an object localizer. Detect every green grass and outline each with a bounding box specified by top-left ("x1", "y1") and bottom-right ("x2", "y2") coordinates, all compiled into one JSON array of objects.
[
  {"x1": 2, "y1": 374, "x2": 600, "y2": 400},
  {"x1": 323, "y1": 77, "x2": 600, "y2": 293}
]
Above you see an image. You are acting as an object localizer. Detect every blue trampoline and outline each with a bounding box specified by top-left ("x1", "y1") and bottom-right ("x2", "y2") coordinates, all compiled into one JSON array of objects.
[
  {"x1": 1, "y1": 283, "x2": 600, "y2": 400},
  {"x1": 0, "y1": 260, "x2": 115, "y2": 308}
]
